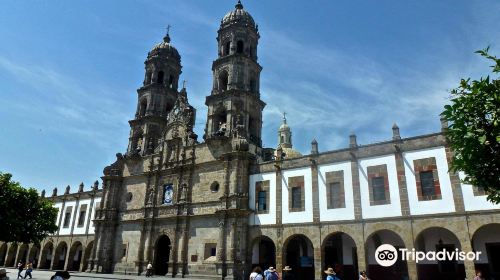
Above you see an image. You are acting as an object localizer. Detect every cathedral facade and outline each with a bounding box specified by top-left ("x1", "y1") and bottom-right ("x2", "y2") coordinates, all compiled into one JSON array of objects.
[{"x1": 1, "y1": 2, "x2": 500, "y2": 280}]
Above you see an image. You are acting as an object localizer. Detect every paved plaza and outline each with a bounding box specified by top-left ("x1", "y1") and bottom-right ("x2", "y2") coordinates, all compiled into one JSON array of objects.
[{"x1": 1, "y1": 268, "x2": 204, "y2": 280}]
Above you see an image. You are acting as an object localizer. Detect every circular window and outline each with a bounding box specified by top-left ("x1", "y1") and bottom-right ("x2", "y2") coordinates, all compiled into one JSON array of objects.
[
  {"x1": 125, "y1": 192, "x2": 133, "y2": 202},
  {"x1": 210, "y1": 182, "x2": 220, "y2": 193}
]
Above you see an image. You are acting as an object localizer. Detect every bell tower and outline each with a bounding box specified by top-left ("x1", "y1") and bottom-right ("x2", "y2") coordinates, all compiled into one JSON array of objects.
[
  {"x1": 127, "y1": 30, "x2": 182, "y2": 156},
  {"x1": 204, "y1": 0, "x2": 265, "y2": 148}
]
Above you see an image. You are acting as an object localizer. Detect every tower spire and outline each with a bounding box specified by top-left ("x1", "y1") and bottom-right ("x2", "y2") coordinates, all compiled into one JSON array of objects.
[
  {"x1": 235, "y1": 0, "x2": 243, "y2": 9},
  {"x1": 164, "y1": 24, "x2": 171, "y2": 43}
]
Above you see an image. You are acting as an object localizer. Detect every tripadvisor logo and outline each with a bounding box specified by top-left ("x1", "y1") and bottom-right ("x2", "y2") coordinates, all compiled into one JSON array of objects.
[{"x1": 375, "y1": 244, "x2": 482, "y2": 267}]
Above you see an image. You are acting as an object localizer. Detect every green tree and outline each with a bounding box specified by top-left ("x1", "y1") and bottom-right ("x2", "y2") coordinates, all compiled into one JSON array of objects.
[
  {"x1": 0, "y1": 172, "x2": 58, "y2": 243},
  {"x1": 442, "y1": 48, "x2": 500, "y2": 203}
]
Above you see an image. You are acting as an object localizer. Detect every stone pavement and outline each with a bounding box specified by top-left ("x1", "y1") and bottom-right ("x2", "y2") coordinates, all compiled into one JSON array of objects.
[{"x1": 1, "y1": 268, "x2": 206, "y2": 280}]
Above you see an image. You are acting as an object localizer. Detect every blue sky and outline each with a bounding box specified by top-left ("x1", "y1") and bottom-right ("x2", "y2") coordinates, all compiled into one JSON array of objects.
[{"x1": 0, "y1": 0, "x2": 499, "y2": 193}]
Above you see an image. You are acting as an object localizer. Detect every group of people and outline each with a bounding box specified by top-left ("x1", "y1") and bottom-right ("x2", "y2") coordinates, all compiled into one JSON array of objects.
[
  {"x1": 249, "y1": 266, "x2": 370, "y2": 280},
  {"x1": 16, "y1": 262, "x2": 33, "y2": 279},
  {"x1": 249, "y1": 266, "x2": 290, "y2": 280}
]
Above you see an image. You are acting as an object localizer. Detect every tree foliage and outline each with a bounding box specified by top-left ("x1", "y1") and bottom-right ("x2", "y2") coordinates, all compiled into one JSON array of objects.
[
  {"x1": 442, "y1": 48, "x2": 500, "y2": 203},
  {"x1": 0, "y1": 172, "x2": 58, "y2": 243}
]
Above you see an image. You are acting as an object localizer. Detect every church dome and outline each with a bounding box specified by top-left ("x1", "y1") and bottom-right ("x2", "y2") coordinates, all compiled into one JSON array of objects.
[
  {"x1": 148, "y1": 34, "x2": 180, "y2": 61},
  {"x1": 221, "y1": 1, "x2": 255, "y2": 29}
]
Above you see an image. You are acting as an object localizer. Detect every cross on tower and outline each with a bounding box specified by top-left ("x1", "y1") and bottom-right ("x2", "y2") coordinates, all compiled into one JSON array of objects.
[
  {"x1": 166, "y1": 24, "x2": 171, "y2": 35},
  {"x1": 182, "y1": 80, "x2": 187, "y2": 89},
  {"x1": 283, "y1": 112, "x2": 287, "y2": 122}
]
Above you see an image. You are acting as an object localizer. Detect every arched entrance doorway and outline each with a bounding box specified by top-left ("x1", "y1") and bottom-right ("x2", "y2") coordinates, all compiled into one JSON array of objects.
[
  {"x1": 82, "y1": 241, "x2": 94, "y2": 272},
  {"x1": 28, "y1": 245, "x2": 40, "y2": 268},
  {"x1": 154, "y1": 235, "x2": 171, "y2": 276},
  {"x1": 472, "y1": 223, "x2": 500, "y2": 279},
  {"x1": 0, "y1": 243, "x2": 7, "y2": 266},
  {"x1": 283, "y1": 235, "x2": 315, "y2": 280},
  {"x1": 53, "y1": 242, "x2": 68, "y2": 270},
  {"x1": 16, "y1": 244, "x2": 29, "y2": 264},
  {"x1": 40, "y1": 242, "x2": 54, "y2": 269},
  {"x1": 5, "y1": 244, "x2": 17, "y2": 267},
  {"x1": 68, "y1": 242, "x2": 83, "y2": 271},
  {"x1": 366, "y1": 229, "x2": 409, "y2": 280},
  {"x1": 251, "y1": 236, "x2": 276, "y2": 270},
  {"x1": 415, "y1": 227, "x2": 465, "y2": 280},
  {"x1": 323, "y1": 232, "x2": 358, "y2": 280}
]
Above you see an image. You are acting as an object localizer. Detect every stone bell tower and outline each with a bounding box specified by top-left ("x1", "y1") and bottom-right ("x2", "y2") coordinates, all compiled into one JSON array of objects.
[
  {"x1": 204, "y1": 0, "x2": 265, "y2": 149},
  {"x1": 127, "y1": 29, "x2": 182, "y2": 156}
]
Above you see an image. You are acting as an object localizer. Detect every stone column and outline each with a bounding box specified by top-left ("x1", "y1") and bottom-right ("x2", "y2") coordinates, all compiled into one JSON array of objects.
[
  {"x1": 314, "y1": 228, "x2": 322, "y2": 280},
  {"x1": 310, "y1": 158, "x2": 320, "y2": 223},
  {"x1": 394, "y1": 146, "x2": 411, "y2": 216},
  {"x1": 444, "y1": 146, "x2": 466, "y2": 212},
  {"x1": 350, "y1": 152, "x2": 362, "y2": 220}
]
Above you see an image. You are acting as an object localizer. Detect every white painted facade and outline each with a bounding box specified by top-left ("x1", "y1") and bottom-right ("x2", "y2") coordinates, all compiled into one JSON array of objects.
[
  {"x1": 358, "y1": 154, "x2": 402, "y2": 219},
  {"x1": 248, "y1": 147, "x2": 499, "y2": 224},
  {"x1": 403, "y1": 147, "x2": 455, "y2": 215},
  {"x1": 460, "y1": 172, "x2": 500, "y2": 211},
  {"x1": 51, "y1": 197, "x2": 101, "y2": 236},
  {"x1": 249, "y1": 172, "x2": 276, "y2": 225},
  {"x1": 281, "y1": 167, "x2": 313, "y2": 224},
  {"x1": 318, "y1": 161, "x2": 355, "y2": 222}
]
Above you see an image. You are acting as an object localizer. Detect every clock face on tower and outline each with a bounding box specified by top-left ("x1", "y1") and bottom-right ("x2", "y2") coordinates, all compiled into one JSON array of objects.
[{"x1": 163, "y1": 184, "x2": 174, "y2": 205}]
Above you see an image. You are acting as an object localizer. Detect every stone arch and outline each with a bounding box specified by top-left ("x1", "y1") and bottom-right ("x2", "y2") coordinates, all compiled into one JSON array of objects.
[
  {"x1": 53, "y1": 241, "x2": 68, "y2": 270},
  {"x1": 157, "y1": 70, "x2": 164, "y2": 84},
  {"x1": 218, "y1": 70, "x2": 229, "y2": 91},
  {"x1": 236, "y1": 40, "x2": 244, "y2": 54},
  {"x1": 365, "y1": 229, "x2": 409, "y2": 280},
  {"x1": 67, "y1": 241, "x2": 84, "y2": 271},
  {"x1": 39, "y1": 242, "x2": 54, "y2": 269},
  {"x1": 15, "y1": 243, "x2": 29, "y2": 264},
  {"x1": 223, "y1": 41, "x2": 231, "y2": 56},
  {"x1": 471, "y1": 223, "x2": 500, "y2": 279},
  {"x1": 82, "y1": 240, "x2": 94, "y2": 272},
  {"x1": 153, "y1": 235, "x2": 171, "y2": 276},
  {"x1": 139, "y1": 98, "x2": 147, "y2": 117},
  {"x1": 0, "y1": 243, "x2": 7, "y2": 266},
  {"x1": 321, "y1": 231, "x2": 359, "y2": 280},
  {"x1": 5, "y1": 243, "x2": 18, "y2": 267},
  {"x1": 250, "y1": 235, "x2": 276, "y2": 271},
  {"x1": 282, "y1": 234, "x2": 315, "y2": 280},
  {"x1": 414, "y1": 227, "x2": 465, "y2": 280},
  {"x1": 28, "y1": 244, "x2": 40, "y2": 268}
]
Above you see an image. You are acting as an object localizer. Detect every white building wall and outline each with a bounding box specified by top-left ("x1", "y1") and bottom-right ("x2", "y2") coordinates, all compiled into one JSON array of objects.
[
  {"x1": 318, "y1": 161, "x2": 355, "y2": 222},
  {"x1": 72, "y1": 199, "x2": 92, "y2": 235},
  {"x1": 403, "y1": 147, "x2": 456, "y2": 215},
  {"x1": 54, "y1": 202, "x2": 63, "y2": 230},
  {"x1": 460, "y1": 172, "x2": 500, "y2": 211},
  {"x1": 282, "y1": 167, "x2": 313, "y2": 224},
  {"x1": 249, "y1": 172, "x2": 276, "y2": 225},
  {"x1": 88, "y1": 197, "x2": 101, "y2": 234},
  {"x1": 58, "y1": 201, "x2": 76, "y2": 235},
  {"x1": 358, "y1": 154, "x2": 402, "y2": 219}
]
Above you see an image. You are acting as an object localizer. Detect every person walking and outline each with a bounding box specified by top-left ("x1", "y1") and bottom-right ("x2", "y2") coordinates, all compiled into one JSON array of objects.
[
  {"x1": 23, "y1": 262, "x2": 33, "y2": 279},
  {"x1": 0, "y1": 268, "x2": 10, "y2": 280},
  {"x1": 249, "y1": 266, "x2": 263, "y2": 280},
  {"x1": 146, "y1": 262, "x2": 153, "y2": 277},
  {"x1": 324, "y1": 267, "x2": 340, "y2": 280},
  {"x1": 282, "y1": 266, "x2": 294, "y2": 280},
  {"x1": 265, "y1": 267, "x2": 279, "y2": 280},
  {"x1": 16, "y1": 262, "x2": 24, "y2": 279}
]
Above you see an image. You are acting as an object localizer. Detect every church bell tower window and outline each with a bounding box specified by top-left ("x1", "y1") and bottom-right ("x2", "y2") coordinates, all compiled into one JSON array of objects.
[
  {"x1": 219, "y1": 71, "x2": 229, "y2": 91},
  {"x1": 157, "y1": 71, "x2": 164, "y2": 84},
  {"x1": 237, "y1": 40, "x2": 244, "y2": 54}
]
